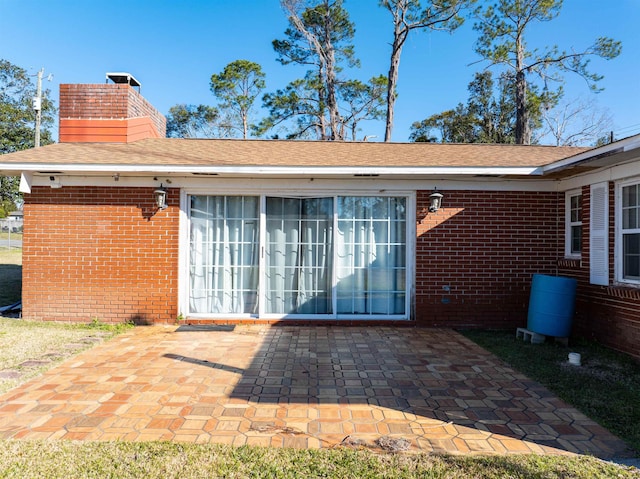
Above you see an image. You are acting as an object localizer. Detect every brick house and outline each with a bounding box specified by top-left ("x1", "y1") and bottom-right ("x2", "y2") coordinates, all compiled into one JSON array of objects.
[{"x1": 0, "y1": 76, "x2": 638, "y2": 359}]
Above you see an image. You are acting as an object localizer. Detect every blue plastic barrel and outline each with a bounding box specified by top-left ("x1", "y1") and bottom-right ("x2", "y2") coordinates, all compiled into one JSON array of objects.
[{"x1": 527, "y1": 274, "x2": 577, "y2": 337}]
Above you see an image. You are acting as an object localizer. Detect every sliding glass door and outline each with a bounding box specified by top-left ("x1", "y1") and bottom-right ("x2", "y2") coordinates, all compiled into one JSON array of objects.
[
  {"x1": 336, "y1": 197, "x2": 406, "y2": 315},
  {"x1": 187, "y1": 194, "x2": 409, "y2": 319},
  {"x1": 265, "y1": 197, "x2": 333, "y2": 314},
  {"x1": 189, "y1": 196, "x2": 259, "y2": 314}
]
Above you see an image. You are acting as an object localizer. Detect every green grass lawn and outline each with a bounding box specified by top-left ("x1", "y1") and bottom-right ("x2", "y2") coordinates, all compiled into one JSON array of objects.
[
  {"x1": 0, "y1": 317, "x2": 129, "y2": 393},
  {"x1": 0, "y1": 232, "x2": 22, "y2": 241},
  {"x1": 461, "y1": 329, "x2": 640, "y2": 454},
  {"x1": 0, "y1": 441, "x2": 637, "y2": 479},
  {"x1": 0, "y1": 248, "x2": 21, "y2": 306}
]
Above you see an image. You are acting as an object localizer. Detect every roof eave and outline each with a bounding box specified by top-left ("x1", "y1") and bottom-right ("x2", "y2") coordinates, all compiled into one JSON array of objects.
[
  {"x1": 542, "y1": 134, "x2": 640, "y2": 175},
  {"x1": 0, "y1": 163, "x2": 543, "y2": 177}
]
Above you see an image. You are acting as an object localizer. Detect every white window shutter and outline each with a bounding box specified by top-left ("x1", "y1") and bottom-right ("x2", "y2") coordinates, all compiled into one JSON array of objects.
[{"x1": 590, "y1": 182, "x2": 609, "y2": 285}]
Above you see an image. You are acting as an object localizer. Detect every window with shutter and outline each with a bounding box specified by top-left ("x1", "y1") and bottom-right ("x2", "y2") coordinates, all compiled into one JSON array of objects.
[
  {"x1": 618, "y1": 181, "x2": 640, "y2": 284},
  {"x1": 565, "y1": 190, "x2": 582, "y2": 258}
]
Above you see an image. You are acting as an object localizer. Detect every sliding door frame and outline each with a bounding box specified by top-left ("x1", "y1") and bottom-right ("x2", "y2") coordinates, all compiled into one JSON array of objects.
[{"x1": 179, "y1": 187, "x2": 415, "y2": 321}]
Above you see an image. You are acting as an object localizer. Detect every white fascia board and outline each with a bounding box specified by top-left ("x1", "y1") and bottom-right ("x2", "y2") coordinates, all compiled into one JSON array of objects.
[
  {"x1": 0, "y1": 163, "x2": 542, "y2": 177},
  {"x1": 556, "y1": 161, "x2": 640, "y2": 192},
  {"x1": 624, "y1": 139, "x2": 640, "y2": 152},
  {"x1": 543, "y1": 134, "x2": 640, "y2": 174}
]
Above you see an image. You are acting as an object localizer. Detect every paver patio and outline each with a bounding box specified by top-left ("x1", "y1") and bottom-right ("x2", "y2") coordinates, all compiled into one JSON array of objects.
[{"x1": 0, "y1": 325, "x2": 633, "y2": 458}]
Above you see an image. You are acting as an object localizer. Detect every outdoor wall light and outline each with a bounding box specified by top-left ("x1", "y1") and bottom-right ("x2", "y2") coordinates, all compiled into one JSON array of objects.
[
  {"x1": 428, "y1": 190, "x2": 444, "y2": 213},
  {"x1": 154, "y1": 184, "x2": 167, "y2": 210},
  {"x1": 49, "y1": 175, "x2": 62, "y2": 189}
]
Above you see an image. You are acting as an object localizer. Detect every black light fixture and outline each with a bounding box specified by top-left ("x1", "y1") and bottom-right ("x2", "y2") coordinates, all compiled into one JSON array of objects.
[
  {"x1": 428, "y1": 189, "x2": 444, "y2": 213},
  {"x1": 154, "y1": 184, "x2": 167, "y2": 210}
]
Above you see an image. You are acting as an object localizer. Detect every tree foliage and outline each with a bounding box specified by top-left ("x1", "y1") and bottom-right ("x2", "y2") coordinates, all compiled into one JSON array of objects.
[
  {"x1": 271, "y1": 0, "x2": 358, "y2": 140},
  {"x1": 0, "y1": 60, "x2": 55, "y2": 153},
  {"x1": 0, "y1": 59, "x2": 56, "y2": 216},
  {"x1": 380, "y1": 0, "x2": 472, "y2": 141},
  {"x1": 473, "y1": 0, "x2": 621, "y2": 144},
  {"x1": 258, "y1": 72, "x2": 387, "y2": 141},
  {"x1": 410, "y1": 71, "x2": 555, "y2": 143},
  {"x1": 338, "y1": 75, "x2": 388, "y2": 141},
  {"x1": 210, "y1": 60, "x2": 266, "y2": 139},
  {"x1": 166, "y1": 104, "x2": 221, "y2": 138},
  {"x1": 167, "y1": 60, "x2": 266, "y2": 139},
  {"x1": 411, "y1": 71, "x2": 512, "y2": 142},
  {"x1": 540, "y1": 96, "x2": 614, "y2": 146},
  {"x1": 258, "y1": 72, "x2": 325, "y2": 139},
  {"x1": 164, "y1": 1, "x2": 621, "y2": 144}
]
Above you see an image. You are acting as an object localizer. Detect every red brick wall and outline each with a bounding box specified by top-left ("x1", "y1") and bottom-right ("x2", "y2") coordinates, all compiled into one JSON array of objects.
[
  {"x1": 557, "y1": 184, "x2": 640, "y2": 359},
  {"x1": 20, "y1": 185, "x2": 639, "y2": 358},
  {"x1": 22, "y1": 186, "x2": 179, "y2": 324},
  {"x1": 415, "y1": 190, "x2": 563, "y2": 329}
]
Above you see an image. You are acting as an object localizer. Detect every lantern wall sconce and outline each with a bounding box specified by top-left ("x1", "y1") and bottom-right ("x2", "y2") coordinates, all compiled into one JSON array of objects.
[
  {"x1": 428, "y1": 189, "x2": 444, "y2": 213},
  {"x1": 154, "y1": 184, "x2": 168, "y2": 210}
]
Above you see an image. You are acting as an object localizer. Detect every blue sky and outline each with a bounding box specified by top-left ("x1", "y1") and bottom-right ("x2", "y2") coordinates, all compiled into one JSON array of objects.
[{"x1": 1, "y1": 0, "x2": 638, "y2": 143}]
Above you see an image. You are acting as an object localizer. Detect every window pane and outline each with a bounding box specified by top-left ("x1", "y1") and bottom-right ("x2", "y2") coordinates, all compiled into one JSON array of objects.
[
  {"x1": 227, "y1": 219, "x2": 242, "y2": 237},
  {"x1": 266, "y1": 197, "x2": 281, "y2": 215},
  {"x1": 189, "y1": 196, "x2": 259, "y2": 314},
  {"x1": 624, "y1": 255, "x2": 640, "y2": 280},
  {"x1": 390, "y1": 221, "x2": 406, "y2": 243},
  {"x1": 571, "y1": 195, "x2": 581, "y2": 210},
  {"x1": 226, "y1": 197, "x2": 244, "y2": 218},
  {"x1": 338, "y1": 220, "x2": 353, "y2": 243},
  {"x1": 389, "y1": 245, "x2": 406, "y2": 267},
  {"x1": 622, "y1": 183, "x2": 639, "y2": 231},
  {"x1": 265, "y1": 197, "x2": 333, "y2": 314},
  {"x1": 623, "y1": 185, "x2": 638, "y2": 208},
  {"x1": 371, "y1": 197, "x2": 388, "y2": 219},
  {"x1": 570, "y1": 194, "x2": 581, "y2": 223},
  {"x1": 623, "y1": 233, "x2": 640, "y2": 280},
  {"x1": 390, "y1": 197, "x2": 406, "y2": 221},
  {"x1": 394, "y1": 269, "x2": 406, "y2": 290},
  {"x1": 623, "y1": 208, "x2": 636, "y2": 230},
  {"x1": 337, "y1": 196, "x2": 406, "y2": 315},
  {"x1": 190, "y1": 195, "x2": 209, "y2": 217},
  {"x1": 283, "y1": 198, "x2": 300, "y2": 218},
  {"x1": 624, "y1": 233, "x2": 640, "y2": 255},
  {"x1": 570, "y1": 209, "x2": 579, "y2": 223},
  {"x1": 571, "y1": 226, "x2": 582, "y2": 254},
  {"x1": 243, "y1": 196, "x2": 258, "y2": 215},
  {"x1": 243, "y1": 220, "x2": 258, "y2": 242}
]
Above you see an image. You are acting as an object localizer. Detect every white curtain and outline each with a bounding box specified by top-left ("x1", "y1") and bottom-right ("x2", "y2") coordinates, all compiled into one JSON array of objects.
[
  {"x1": 189, "y1": 195, "x2": 406, "y2": 317},
  {"x1": 189, "y1": 196, "x2": 259, "y2": 314},
  {"x1": 336, "y1": 197, "x2": 406, "y2": 315},
  {"x1": 265, "y1": 197, "x2": 333, "y2": 314}
]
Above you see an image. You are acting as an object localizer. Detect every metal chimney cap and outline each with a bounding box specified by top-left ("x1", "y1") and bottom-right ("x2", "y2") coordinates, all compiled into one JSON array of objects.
[{"x1": 106, "y1": 72, "x2": 141, "y2": 90}]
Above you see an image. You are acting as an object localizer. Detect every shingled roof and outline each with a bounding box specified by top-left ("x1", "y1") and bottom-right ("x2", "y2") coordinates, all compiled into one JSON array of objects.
[{"x1": 0, "y1": 138, "x2": 587, "y2": 171}]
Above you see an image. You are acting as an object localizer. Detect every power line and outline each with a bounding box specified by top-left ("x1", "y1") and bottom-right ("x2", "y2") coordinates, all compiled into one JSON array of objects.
[{"x1": 614, "y1": 123, "x2": 640, "y2": 139}]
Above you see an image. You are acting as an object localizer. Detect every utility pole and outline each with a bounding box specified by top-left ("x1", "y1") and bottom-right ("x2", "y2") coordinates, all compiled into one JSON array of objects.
[{"x1": 33, "y1": 68, "x2": 43, "y2": 148}]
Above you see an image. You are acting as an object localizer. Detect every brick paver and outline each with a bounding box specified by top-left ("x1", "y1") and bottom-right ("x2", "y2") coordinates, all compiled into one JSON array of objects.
[{"x1": 0, "y1": 325, "x2": 633, "y2": 458}]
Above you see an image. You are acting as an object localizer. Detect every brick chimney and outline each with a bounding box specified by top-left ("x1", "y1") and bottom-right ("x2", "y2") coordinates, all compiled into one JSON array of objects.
[{"x1": 59, "y1": 73, "x2": 167, "y2": 143}]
